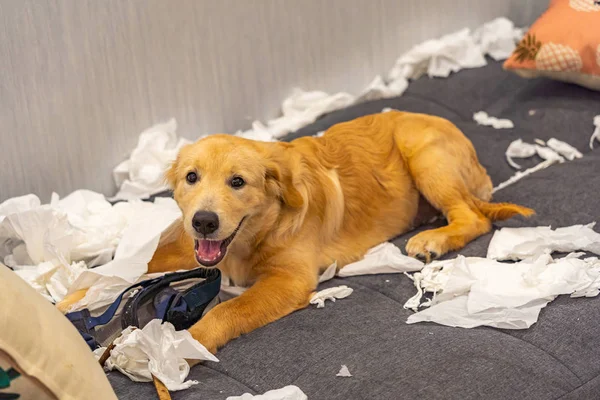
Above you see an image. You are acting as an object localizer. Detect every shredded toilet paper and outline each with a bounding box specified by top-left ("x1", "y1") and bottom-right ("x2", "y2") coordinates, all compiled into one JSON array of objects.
[
  {"x1": 546, "y1": 138, "x2": 583, "y2": 161},
  {"x1": 336, "y1": 365, "x2": 352, "y2": 377},
  {"x1": 473, "y1": 111, "x2": 514, "y2": 129},
  {"x1": 494, "y1": 137, "x2": 581, "y2": 193},
  {"x1": 487, "y1": 223, "x2": 600, "y2": 261},
  {"x1": 505, "y1": 139, "x2": 537, "y2": 169},
  {"x1": 0, "y1": 191, "x2": 181, "y2": 304},
  {"x1": 110, "y1": 119, "x2": 190, "y2": 201},
  {"x1": 100, "y1": 320, "x2": 218, "y2": 391},
  {"x1": 310, "y1": 286, "x2": 353, "y2": 308},
  {"x1": 337, "y1": 242, "x2": 423, "y2": 277},
  {"x1": 406, "y1": 254, "x2": 600, "y2": 329},
  {"x1": 589, "y1": 115, "x2": 600, "y2": 150},
  {"x1": 226, "y1": 385, "x2": 307, "y2": 400}
]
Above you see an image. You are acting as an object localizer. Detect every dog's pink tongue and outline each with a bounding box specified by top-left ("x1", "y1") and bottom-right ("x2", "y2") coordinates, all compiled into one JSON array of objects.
[{"x1": 197, "y1": 240, "x2": 222, "y2": 261}]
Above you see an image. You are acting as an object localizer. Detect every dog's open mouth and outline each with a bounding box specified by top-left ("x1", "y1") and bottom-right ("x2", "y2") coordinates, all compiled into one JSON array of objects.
[{"x1": 194, "y1": 218, "x2": 245, "y2": 267}]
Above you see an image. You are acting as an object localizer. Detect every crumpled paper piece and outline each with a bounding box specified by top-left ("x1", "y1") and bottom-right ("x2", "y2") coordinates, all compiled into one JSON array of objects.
[
  {"x1": 494, "y1": 137, "x2": 577, "y2": 193},
  {"x1": 1, "y1": 190, "x2": 181, "y2": 305},
  {"x1": 100, "y1": 319, "x2": 218, "y2": 391},
  {"x1": 236, "y1": 89, "x2": 355, "y2": 141},
  {"x1": 487, "y1": 223, "x2": 600, "y2": 261},
  {"x1": 110, "y1": 119, "x2": 191, "y2": 201},
  {"x1": 336, "y1": 365, "x2": 352, "y2": 377},
  {"x1": 388, "y1": 18, "x2": 521, "y2": 81},
  {"x1": 546, "y1": 138, "x2": 583, "y2": 161},
  {"x1": 337, "y1": 242, "x2": 423, "y2": 277},
  {"x1": 589, "y1": 115, "x2": 600, "y2": 150},
  {"x1": 505, "y1": 139, "x2": 537, "y2": 169},
  {"x1": 356, "y1": 75, "x2": 408, "y2": 102},
  {"x1": 226, "y1": 385, "x2": 307, "y2": 400},
  {"x1": 310, "y1": 286, "x2": 353, "y2": 308},
  {"x1": 406, "y1": 253, "x2": 600, "y2": 329},
  {"x1": 473, "y1": 111, "x2": 514, "y2": 129}
]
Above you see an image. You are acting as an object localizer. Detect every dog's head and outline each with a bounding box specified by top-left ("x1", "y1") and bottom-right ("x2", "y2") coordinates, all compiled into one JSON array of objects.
[{"x1": 167, "y1": 134, "x2": 306, "y2": 267}]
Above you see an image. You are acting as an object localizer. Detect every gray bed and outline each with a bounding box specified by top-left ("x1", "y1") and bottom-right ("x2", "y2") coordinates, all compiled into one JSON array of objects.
[{"x1": 108, "y1": 59, "x2": 600, "y2": 400}]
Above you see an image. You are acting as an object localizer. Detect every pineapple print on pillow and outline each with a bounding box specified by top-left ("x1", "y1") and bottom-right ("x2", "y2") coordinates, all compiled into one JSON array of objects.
[
  {"x1": 514, "y1": 34, "x2": 583, "y2": 72},
  {"x1": 569, "y1": 0, "x2": 600, "y2": 12}
]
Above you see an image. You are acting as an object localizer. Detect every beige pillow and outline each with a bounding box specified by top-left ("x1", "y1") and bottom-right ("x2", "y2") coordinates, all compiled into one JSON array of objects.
[{"x1": 0, "y1": 264, "x2": 117, "y2": 400}]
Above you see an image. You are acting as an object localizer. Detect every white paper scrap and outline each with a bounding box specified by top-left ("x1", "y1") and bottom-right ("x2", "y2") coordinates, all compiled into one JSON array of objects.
[
  {"x1": 103, "y1": 320, "x2": 218, "y2": 391},
  {"x1": 505, "y1": 139, "x2": 537, "y2": 169},
  {"x1": 110, "y1": 119, "x2": 191, "y2": 201},
  {"x1": 589, "y1": 115, "x2": 600, "y2": 150},
  {"x1": 357, "y1": 75, "x2": 408, "y2": 102},
  {"x1": 406, "y1": 254, "x2": 600, "y2": 329},
  {"x1": 336, "y1": 365, "x2": 352, "y2": 377},
  {"x1": 319, "y1": 262, "x2": 338, "y2": 283},
  {"x1": 473, "y1": 111, "x2": 514, "y2": 129},
  {"x1": 226, "y1": 385, "x2": 307, "y2": 400},
  {"x1": 310, "y1": 286, "x2": 353, "y2": 308},
  {"x1": 487, "y1": 223, "x2": 600, "y2": 261},
  {"x1": 338, "y1": 242, "x2": 423, "y2": 277},
  {"x1": 546, "y1": 138, "x2": 583, "y2": 161}
]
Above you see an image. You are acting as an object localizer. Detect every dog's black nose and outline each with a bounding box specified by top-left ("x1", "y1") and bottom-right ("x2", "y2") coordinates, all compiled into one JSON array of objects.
[{"x1": 192, "y1": 211, "x2": 220, "y2": 235}]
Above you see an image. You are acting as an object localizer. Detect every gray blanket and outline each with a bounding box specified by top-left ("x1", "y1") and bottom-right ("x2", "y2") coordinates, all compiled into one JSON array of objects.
[{"x1": 109, "y1": 59, "x2": 600, "y2": 400}]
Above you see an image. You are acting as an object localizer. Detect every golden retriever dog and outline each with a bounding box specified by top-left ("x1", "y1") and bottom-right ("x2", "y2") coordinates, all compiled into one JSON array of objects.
[{"x1": 59, "y1": 111, "x2": 533, "y2": 354}]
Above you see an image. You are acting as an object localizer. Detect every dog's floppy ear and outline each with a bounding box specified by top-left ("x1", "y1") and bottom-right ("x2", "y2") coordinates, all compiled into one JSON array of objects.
[
  {"x1": 265, "y1": 159, "x2": 305, "y2": 209},
  {"x1": 165, "y1": 157, "x2": 180, "y2": 189}
]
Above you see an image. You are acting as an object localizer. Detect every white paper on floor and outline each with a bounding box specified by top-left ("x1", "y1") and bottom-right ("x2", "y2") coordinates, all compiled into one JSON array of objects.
[
  {"x1": 0, "y1": 190, "x2": 181, "y2": 305},
  {"x1": 494, "y1": 137, "x2": 584, "y2": 193},
  {"x1": 406, "y1": 253, "x2": 600, "y2": 329},
  {"x1": 110, "y1": 18, "x2": 523, "y2": 201},
  {"x1": 110, "y1": 119, "x2": 191, "y2": 201},
  {"x1": 98, "y1": 319, "x2": 218, "y2": 391},
  {"x1": 546, "y1": 138, "x2": 583, "y2": 161},
  {"x1": 406, "y1": 222, "x2": 600, "y2": 329},
  {"x1": 336, "y1": 365, "x2": 352, "y2": 377},
  {"x1": 589, "y1": 115, "x2": 600, "y2": 150},
  {"x1": 487, "y1": 223, "x2": 600, "y2": 261},
  {"x1": 473, "y1": 111, "x2": 514, "y2": 129},
  {"x1": 226, "y1": 385, "x2": 307, "y2": 400},
  {"x1": 310, "y1": 286, "x2": 353, "y2": 308},
  {"x1": 337, "y1": 242, "x2": 423, "y2": 277}
]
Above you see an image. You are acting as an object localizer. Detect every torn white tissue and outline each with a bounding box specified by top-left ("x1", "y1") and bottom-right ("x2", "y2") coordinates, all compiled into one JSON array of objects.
[
  {"x1": 406, "y1": 254, "x2": 600, "y2": 329},
  {"x1": 473, "y1": 111, "x2": 514, "y2": 129},
  {"x1": 472, "y1": 17, "x2": 524, "y2": 61},
  {"x1": 101, "y1": 319, "x2": 218, "y2": 391},
  {"x1": 534, "y1": 144, "x2": 564, "y2": 163},
  {"x1": 487, "y1": 223, "x2": 600, "y2": 261},
  {"x1": 110, "y1": 119, "x2": 191, "y2": 201},
  {"x1": 589, "y1": 115, "x2": 600, "y2": 150},
  {"x1": 505, "y1": 139, "x2": 537, "y2": 169},
  {"x1": 1, "y1": 190, "x2": 181, "y2": 305},
  {"x1": 319, "y1": 262, "x2": 338, "y2": 283},
  {"x1": 226, "y1": 385, "x2": 307, "y2": 400},
  {"x1": 389, "y1": 28, "x2": 486, "y2": 80},
  {"x1": 381, "y1": 107, "x2": 395, "y2": 113},
  {"x1": 310, "y1": 286, "x2": 353, "y2": 308},
  {"x1": 336, "y1": 365, "x2": 352, "y2": 377},
  {"x1": 546, "y1": 138, "x2": 583, "y2": 161},
  {"x1": 237, "y1": 89, "x2": 355, "y2": 141},
  {"x1": 337, "y1": 242, "x2": 423, "y2": 277},
  {"x1": 314, "y1": 131, "x2": 326, "y2": 138},
  {"x1": 356, "y1": 75, "x2": 408, "y2": 102},
  {"x1": 493, "y1": 158, "x2": 559, "y2": 193}
]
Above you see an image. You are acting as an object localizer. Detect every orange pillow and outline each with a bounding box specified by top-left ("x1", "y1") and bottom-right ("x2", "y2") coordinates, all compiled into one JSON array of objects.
[{"x1": 504, "y1": 0, "x2": 600, "y2": 91}]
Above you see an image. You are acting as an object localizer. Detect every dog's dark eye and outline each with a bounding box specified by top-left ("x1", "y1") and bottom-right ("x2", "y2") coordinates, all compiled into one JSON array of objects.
[
  {"x1": 186, "y1": 172, "x2": 198, "y2": 184},
  {"x1": 230, "y1": 177, "x2": 245, "y2": 188}
]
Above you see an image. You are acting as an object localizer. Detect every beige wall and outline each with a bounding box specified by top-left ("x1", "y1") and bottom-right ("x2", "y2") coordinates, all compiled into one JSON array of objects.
[{"x1": 0, "y1": 0, "x2": 547, "y2": 201}]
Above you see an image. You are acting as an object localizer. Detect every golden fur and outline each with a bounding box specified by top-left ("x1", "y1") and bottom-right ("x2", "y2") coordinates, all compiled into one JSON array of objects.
[{"x1": 58, "y1": 111, "x2": 533, "y2": 353}]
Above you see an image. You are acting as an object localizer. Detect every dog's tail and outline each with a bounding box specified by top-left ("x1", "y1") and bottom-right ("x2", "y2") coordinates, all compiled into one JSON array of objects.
[{"x1": 472, "y1": 198, "x2": 535, "y2": 221}]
